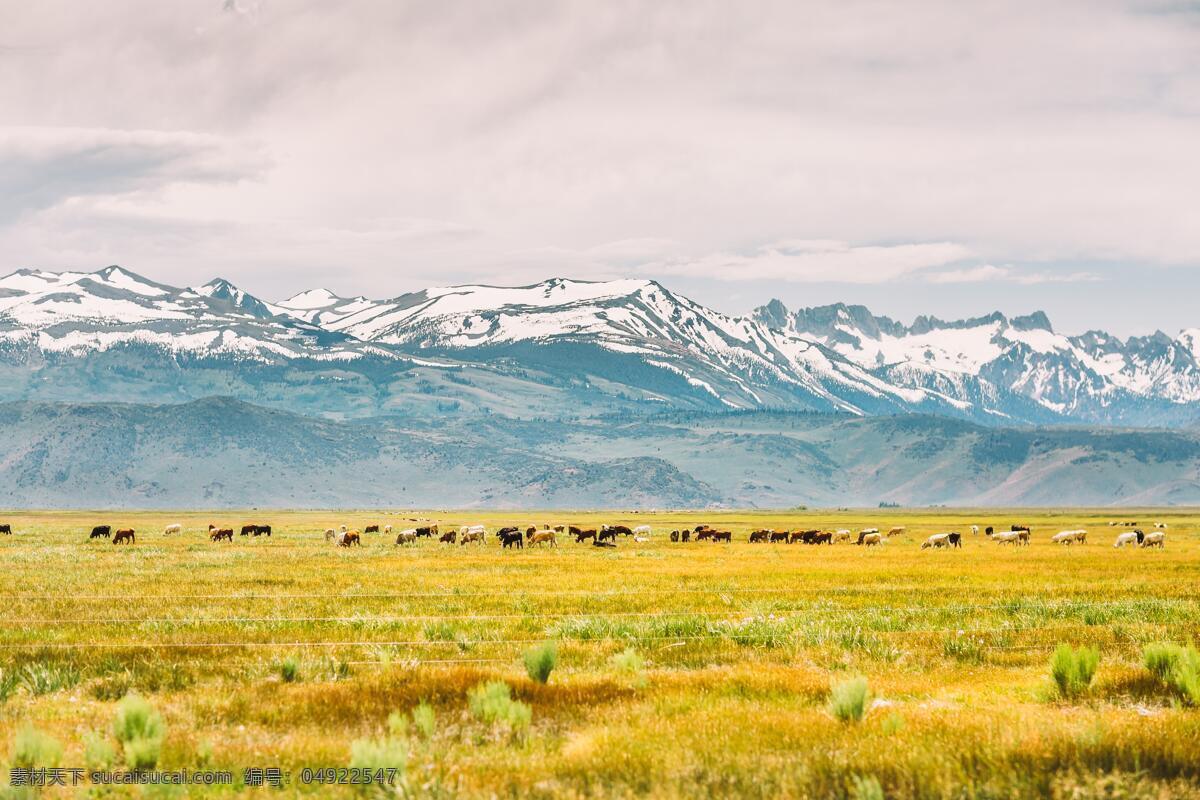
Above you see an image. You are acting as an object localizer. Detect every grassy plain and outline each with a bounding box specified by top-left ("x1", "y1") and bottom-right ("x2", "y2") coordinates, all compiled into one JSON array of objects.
[{"x1": 1, "y1": 508, "x2": 1199, "y2": 798}]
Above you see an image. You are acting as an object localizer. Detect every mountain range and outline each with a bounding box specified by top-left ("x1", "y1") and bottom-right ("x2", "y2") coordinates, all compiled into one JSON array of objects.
[
  {"x1": 4, "y1": 265, "x2": 1200, "y2": 506},
  {"x1": 4, "y1": 265, "x2": 1200, "y2": 427}
]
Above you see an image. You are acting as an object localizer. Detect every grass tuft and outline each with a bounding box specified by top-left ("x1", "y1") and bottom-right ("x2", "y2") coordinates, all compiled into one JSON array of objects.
[
  {"x1": 1142, "y1": 642, "x2": 1200, "y2": 706},
  {"x1": 1050, "y1": 644, "x2": 1100, "y2": 700},
  {"x1": 279, "y1": 656, "x2": 301, "y2": 683},
  {"x1": 830, "y1": 676, "x2": 871, "y2": 723},
  {"x1": 523, "y1": 641, "x2": 558, "y2": 684},
  {"x1": 468, "y1": 681, "x2": 532, "y2": 739}
]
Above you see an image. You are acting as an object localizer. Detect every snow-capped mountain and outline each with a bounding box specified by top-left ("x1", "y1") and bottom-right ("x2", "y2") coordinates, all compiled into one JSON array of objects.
[
  {"x1": 278, "y1": 277, "x2": 972, "y2": 416},
  {"x1": 5, "y1": 265, "x2": 1200, "y2": 427},
  {"x1": 0, "y1": 266, "x2": 374, "y2": 361},
  {"x1": 754, "y1": 301, "x2": 1200, "y2": 425}
]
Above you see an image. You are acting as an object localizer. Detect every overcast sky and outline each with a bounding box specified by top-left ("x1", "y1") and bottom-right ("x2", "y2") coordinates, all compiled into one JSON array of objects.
[{"x1": 2, "y1": 1, "x2": 1198, "y2": 335}]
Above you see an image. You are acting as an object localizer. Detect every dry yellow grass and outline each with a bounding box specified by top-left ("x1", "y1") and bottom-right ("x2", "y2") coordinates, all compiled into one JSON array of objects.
[{"x1": 1, "y1": 508, "x2": 1198, "y2": 798}]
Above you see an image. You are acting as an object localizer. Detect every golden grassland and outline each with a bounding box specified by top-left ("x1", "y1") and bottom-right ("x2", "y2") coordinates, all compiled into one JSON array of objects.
[{"x1": 1, "y1": 508, "x2": 1199, "y2": 798}]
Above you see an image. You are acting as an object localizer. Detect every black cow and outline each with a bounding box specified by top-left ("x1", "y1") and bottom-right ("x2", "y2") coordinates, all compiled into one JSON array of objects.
[
  {"x1": 597, "y1": 528, "x2": 617, "y2": 543},
  {"x1": 592, "y1": 539, "x2": 617, "y2": 548},
  {"x1": 89, "y1": 525, "x2": 111, "y2": 539},
  {"x1": 500, "y1": 530, "x2": 523, "y2": 549},
  {"x1": 0, "y1": 524, "x2": 10, "y2": 535},
  {"x1": 948, "y1": 532, "x2": 962, "y2": 548}
]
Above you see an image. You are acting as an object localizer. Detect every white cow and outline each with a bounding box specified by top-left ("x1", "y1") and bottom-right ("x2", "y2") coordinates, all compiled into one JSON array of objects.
[
  {"x1": 395, "y1": 529, "x2": 417, "y2": 545},
  {"x1": 993, "y1": 531, "x2": 1021, "y2": 545},
  {"x1": 921, "y1": 533, "x2": 950, "y2": 550},
  {"x1": 1113, "y1": 530, "x2": 1144, "y2": 548},
  {"x1": 1142, "y1": 531, "x2": 1166, "y2": 548},
  {"x1": 1154, "y1": 522, "x2": 1168, "y2": 529},
  {"x1": 970, "y1": 525, "x2": 979, "y2": 536},
  {"x1": 832, "y1": 529, "x2": 852, "y2": 543},
  {"x1": 1051, "y1": 529, "x2": 1087, "y2": 545},
  {"x1": 632, "y1": 525, "x2": 652, "y2": 537},
  {"x1": 163, "y1": 523, "x2": 182, "y2": 536}
]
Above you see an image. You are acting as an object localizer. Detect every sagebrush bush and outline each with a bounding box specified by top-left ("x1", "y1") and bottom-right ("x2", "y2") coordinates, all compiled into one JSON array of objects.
[
  {"x1": 1050, "y1": 644, "x2": 1100, "y2": 700},
  {"x1": 112, "y1": 694, "x2": 166, "y2": 770},
  {"x1": 830, "y1": 676, "x2": 871, "y2": 723},
  {"x1": 523, "y1": 641, "x2": 558, "y2": 684},
  {"x1": 11, "y1": 725, "x2": 62, "y2": 769},
  {"x1": 1143, "y1": 642, "x2": 1200, "y2": 706},
  {"x1": 468, "y1": 681, "x2": 532, "y2": 737}
]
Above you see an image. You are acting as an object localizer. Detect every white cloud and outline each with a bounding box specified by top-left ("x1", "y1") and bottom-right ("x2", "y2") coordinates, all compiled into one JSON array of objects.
[
  {"x1": 654, "y1": 240, "x2": 972, "y2": 283},
  {"x1": 0, "y1": 126, "x2": 264, "y2": 223},
  {"x1": 924, "y1": 265, "x2": 1099, "y2": 284},
  {"x1": 0, "y1": 1, "x2": 1196, "y2": 318}
]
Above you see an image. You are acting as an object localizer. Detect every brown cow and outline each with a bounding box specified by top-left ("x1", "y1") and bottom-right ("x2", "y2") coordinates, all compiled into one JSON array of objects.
[
  {"x1": 459, "y1": 530, "x2": 486, "y2": 545},
  {"x1": 340, "y1": 531, "x2": 362, "y2": 547},
  {"x1": 210, "y1": 525, "x2": 234, "y2": 542},
  {"x1": 748, "y1": 529, "x2": 771, "y2": 543},
  {"x1": 694, "y1": 529, "x2": 715, "y2": 541},
  {"x1": 365, "y1": 525, "x2": 380, "y2": 534},
  {"x1": 602, "y1": 524, "x2": 633, "y2": 537},
  {"x1": 769, "y1": 530, "x2": 789, "y2": 543},
  {"x1": 711, "y1": 530, "x2": 732, "y2": 542},
  {"x1": 529, "y1": 531, "x2": 557, "y2": 548},
  {"x1": 790, "y1": 529, "x2": 820, "y2": 544},
  {"x1": 112, "y1": 529, "x2": 135, "y2": 545},
  {"x1": 439, "y1": 529, "x2": 457, "y2": 544},
  {"x1": 575, "y1": 528, "x2": 598, "y2": 543},
  {"x1": 597, "y1": 528, "x2": 616, "y2": 543}
]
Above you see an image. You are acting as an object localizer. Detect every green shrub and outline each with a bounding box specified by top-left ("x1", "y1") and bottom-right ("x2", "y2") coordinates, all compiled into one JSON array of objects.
[
  {"x1": 410, "y1": 702, "x2": 436, "y2": 740},
  {"x1": 83, "y1": 731, "x2": 116, "y2": 770},
  {"x1": 468, "y1": 681, "x2": 532, "y2": 737},
  {"x1": 1050, "y1": 644, "x2": 1100, "y2": 700},
  {"x1": 1143, "y1": 642, "x2": 1180, "y2": 682},
  {"x1": 1143, "y1": 642, "x2": 1200, "y2": 706},
  {"x1": 11, "y1": 725, "x2": 62, "y2": 769},
  {"x1": 523, "y1": 641, "x2": 557, "y2": 684},
  {"x1": 849, "y1": 774, "x2": 885, "y2": 800},
  {"x1": 112, "y1": 694, "x2": 166, "y2": 770},
  {"x1": 609, "y1": 647, "x2": 647, "y2": 688},
  {"x1": 830, "y1": 676, "x2": 871, "y2": 723},
  {"x1": 279, "y1": 657, "x2": 301, "y2": 683},
  {"x1": 348, "y1": 736, "x2": 407, "y2": 793}
]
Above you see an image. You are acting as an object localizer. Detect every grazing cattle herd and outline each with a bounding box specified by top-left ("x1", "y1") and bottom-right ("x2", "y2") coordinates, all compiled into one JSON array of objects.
[{"x1": 0, "y1": 518, "x2": 1177, "y2": 551}]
